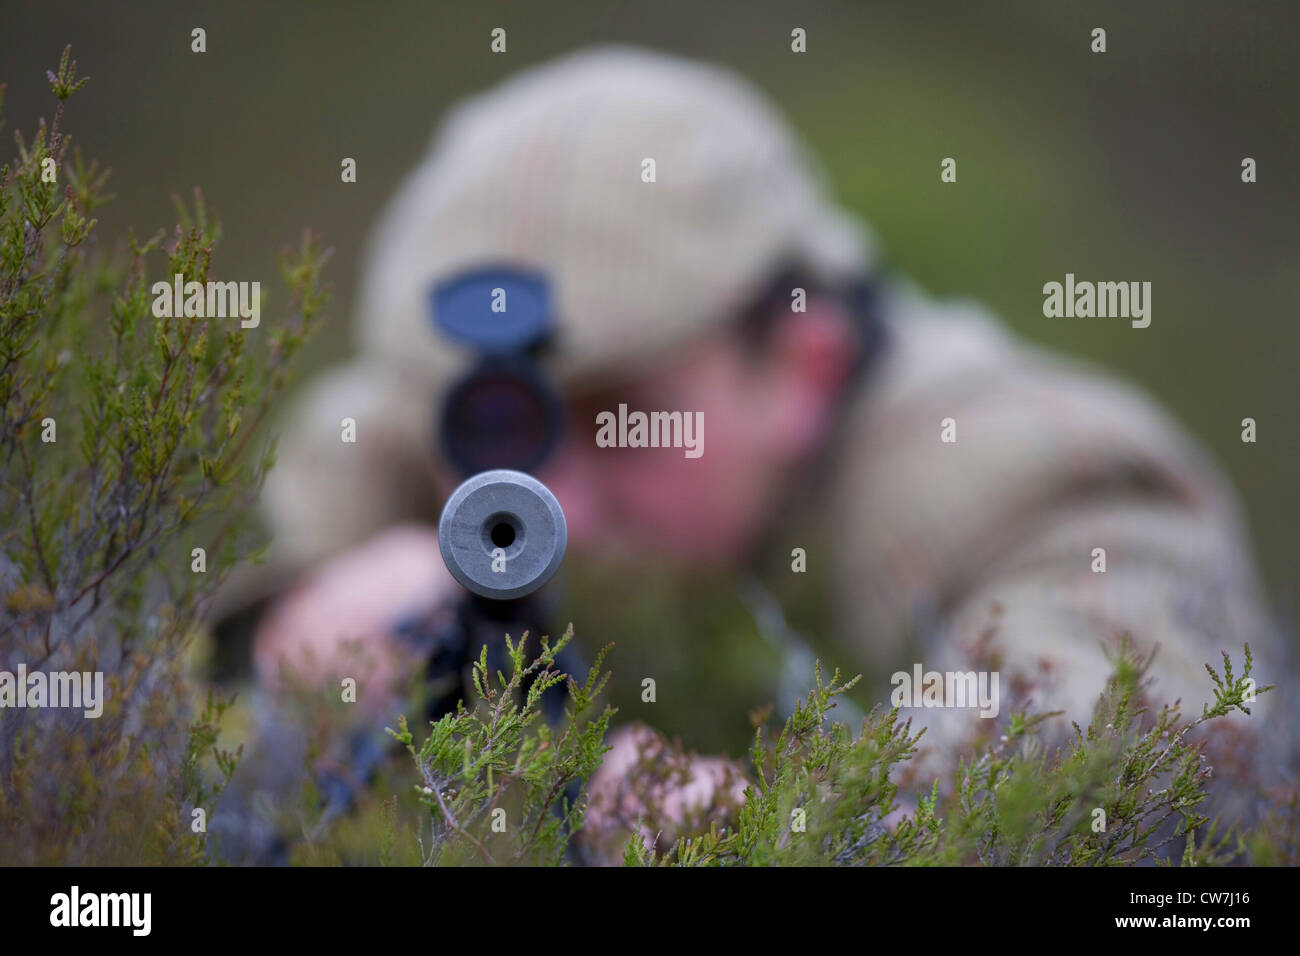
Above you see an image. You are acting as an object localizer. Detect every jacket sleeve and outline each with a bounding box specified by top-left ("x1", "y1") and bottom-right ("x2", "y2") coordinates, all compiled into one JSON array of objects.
[
  {"x1": 826, "y1": 285, "x2": 1290, "y2": 793},
  {"x1": 258, "y1": 358, "x2": 445, "y2": 568}
]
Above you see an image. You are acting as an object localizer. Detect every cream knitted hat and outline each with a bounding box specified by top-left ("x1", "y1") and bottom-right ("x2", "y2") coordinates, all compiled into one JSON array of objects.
[{"x1": 353, "y1": 44, "x2": 873, "y2": 394}]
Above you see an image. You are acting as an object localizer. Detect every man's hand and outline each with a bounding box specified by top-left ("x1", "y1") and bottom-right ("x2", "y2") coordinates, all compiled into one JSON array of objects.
[
  {"x1": 252, "y1": 523, "x2": 463, "y2": 715},
  {"x1": 581, "y1": 722, "x2": 749, "y2": 864}
]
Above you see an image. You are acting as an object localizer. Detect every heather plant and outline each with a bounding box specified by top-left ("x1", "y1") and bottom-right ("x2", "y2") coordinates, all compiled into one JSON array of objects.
[
  {"x1": 0, "y1": 48, "x2": 330, "y2": 864},
  {"x1": 387, "y1": 627, "x2": 616, "y2": 865},
  {"x1": 627, "y1": 640, "x2": 1275, "y2": 867},
  {"x1": 369, "y1": 635, "x2": 1286, "y2": 867}
]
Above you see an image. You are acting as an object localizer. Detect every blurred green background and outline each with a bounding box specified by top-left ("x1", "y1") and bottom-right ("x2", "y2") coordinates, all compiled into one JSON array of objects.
[{"x1": 3, "y1": 1, "x2": 1295, "y2": 752}]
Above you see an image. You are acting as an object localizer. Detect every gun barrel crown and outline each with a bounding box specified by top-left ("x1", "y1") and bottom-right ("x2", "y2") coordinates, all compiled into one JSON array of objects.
[{"x1": 438, "y1": 469, "x2": 567, "y2": 600}]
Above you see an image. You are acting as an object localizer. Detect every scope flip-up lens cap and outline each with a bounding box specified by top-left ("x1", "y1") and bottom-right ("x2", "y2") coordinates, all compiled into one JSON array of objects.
[{"x1": 430, "y1": 266, "x2": 553, "y2": 353}]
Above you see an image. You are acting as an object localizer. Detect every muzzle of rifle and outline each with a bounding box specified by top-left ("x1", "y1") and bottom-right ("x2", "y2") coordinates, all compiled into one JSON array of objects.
[{"x1": 437, "y1": 468, "x2": 567, "y2": 600}]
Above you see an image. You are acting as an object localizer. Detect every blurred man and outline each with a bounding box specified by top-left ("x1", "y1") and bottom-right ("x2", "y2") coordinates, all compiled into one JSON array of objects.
[{"x1": 230, "y1": 47, "x2": 1288, "y2": 856}]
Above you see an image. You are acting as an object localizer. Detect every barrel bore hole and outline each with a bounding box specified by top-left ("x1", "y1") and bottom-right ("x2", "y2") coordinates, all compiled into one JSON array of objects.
[{"x1": 482, "y1": 512, "x2": 523, "y2": 555}]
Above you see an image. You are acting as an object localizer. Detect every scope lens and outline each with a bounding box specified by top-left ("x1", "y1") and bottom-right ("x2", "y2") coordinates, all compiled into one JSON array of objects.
[{"x1": 442, "y1": 369, "x2": 559, "y2": 474}]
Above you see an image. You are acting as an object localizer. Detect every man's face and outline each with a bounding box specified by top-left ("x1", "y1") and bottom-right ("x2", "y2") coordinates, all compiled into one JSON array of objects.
[
  {"x1": 538, "y1": 335, "x2": 776, "y2": 565},
  {"x1": 535, "y1": 301, "x2": 856, "y2": 567}
]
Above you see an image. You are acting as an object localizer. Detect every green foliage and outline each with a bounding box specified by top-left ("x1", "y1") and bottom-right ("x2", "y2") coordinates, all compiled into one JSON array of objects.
[
  {"x1": 0, "y1": 48, "x2": 329, "y2": 864},
  {"x1": 387, "y1": 626, "x2": 615, "y2": 865},
  {"x1": 627, "y1": 640, "x2": 1276, "y2": 867},
  {"x1": 361, "y1": 636, "x2": 1288, "y2": 867}
]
